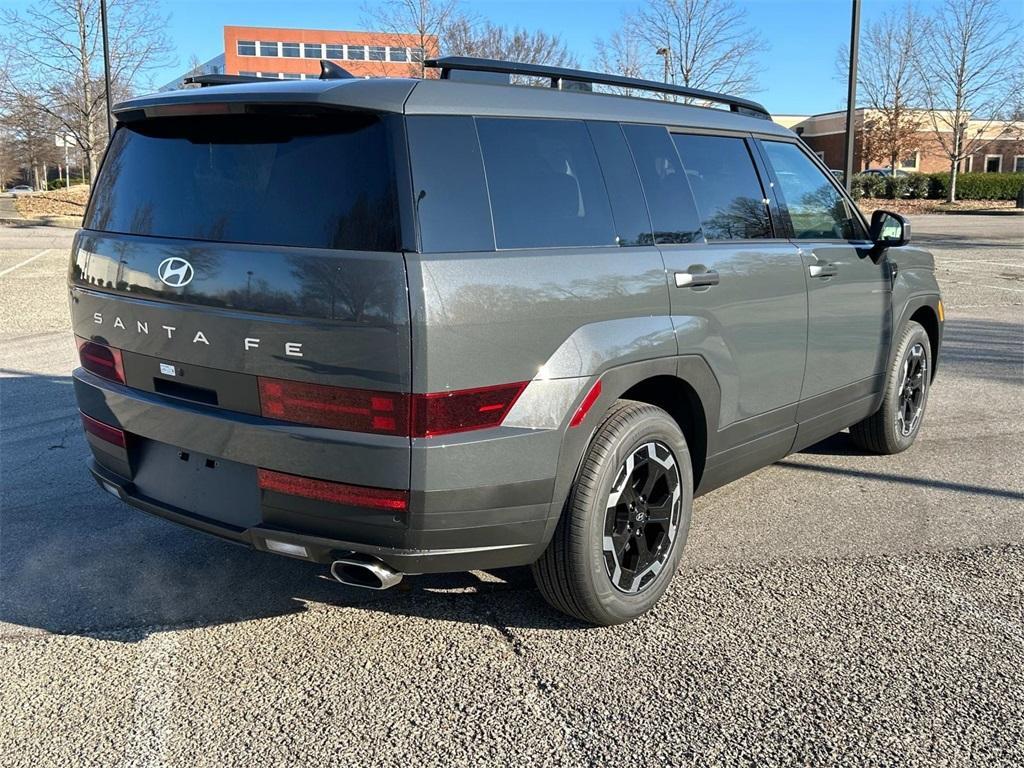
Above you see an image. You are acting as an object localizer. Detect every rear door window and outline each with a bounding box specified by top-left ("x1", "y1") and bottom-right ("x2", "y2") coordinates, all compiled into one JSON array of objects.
[
  {"x1": 86, "y1": 113, "x2": 398, "y2": 251},
  {"x1": 621, "y1": 124, "x2": 701, "y2": 245},
  {"x1": 761, "y1": 140, "x2": 866, "y2": 240},
  {"x1": 475, "y1": 117, "x2": 616, "y2": 250},
  {"x1": 672, "y1": 134, "x2": 772, "y2": 241}
]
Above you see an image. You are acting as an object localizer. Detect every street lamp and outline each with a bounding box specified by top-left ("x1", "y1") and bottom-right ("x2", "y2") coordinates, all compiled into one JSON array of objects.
[
  {"x1": 843, "y1": 0, "x2": 861, "y2": 190},
  {"x1": 100, "y1": 0, "x2": 114, "y2": 139},
  {"x1": 656, "y1": 47, "x2": 672, "y2": 86}
]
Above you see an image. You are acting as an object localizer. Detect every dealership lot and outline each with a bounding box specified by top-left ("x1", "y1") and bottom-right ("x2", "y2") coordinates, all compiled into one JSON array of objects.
[{"x1": 1, "y1": 216, "x2": 1022, "y2": 766}]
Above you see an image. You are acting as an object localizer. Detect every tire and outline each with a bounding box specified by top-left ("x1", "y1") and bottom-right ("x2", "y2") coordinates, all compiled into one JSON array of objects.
[
  {"x1": 531, "y1": 400, "x2": 693, "y2": 626},
  {"x1": 850, "y1": 320, "x2": 932, "y2": 454}
]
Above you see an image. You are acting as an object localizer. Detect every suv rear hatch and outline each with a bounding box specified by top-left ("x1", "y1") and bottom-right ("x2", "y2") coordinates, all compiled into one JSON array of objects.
[{"x1": 71, "y1": 107, "x2": 413, "y2": 544}]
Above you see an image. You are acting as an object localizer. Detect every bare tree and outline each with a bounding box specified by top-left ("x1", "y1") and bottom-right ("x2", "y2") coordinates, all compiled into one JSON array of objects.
[
  {"x1": 0, "y1": 0, "x2": 173, "y2": 182},
  {"x1": 361, "y1": 0, "x2": 460, "y2": 78},
  {"x1": 442, "y1": 21, "x2": 578, "y2": 69},
  {"x1": 917, "y1": 0, "x2": 1019, "y2": 201},
  {"x1": 593, "y1": 23, "x2": 653, "y2": 95},
  {"x1": 0, "y1": 94, "x2": 61, "y2": 189},
  {"x1": 633, "y1": 0, "x2": 767, "y2": 99},
  {"x1": 836, "y1": 3, "x2": 928, "y2": 173}
]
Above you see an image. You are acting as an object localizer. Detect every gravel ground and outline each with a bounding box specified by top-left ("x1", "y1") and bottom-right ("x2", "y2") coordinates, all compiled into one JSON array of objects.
[{"x1": 1, "y1": 215, "x2": 1022, "y2": 766}]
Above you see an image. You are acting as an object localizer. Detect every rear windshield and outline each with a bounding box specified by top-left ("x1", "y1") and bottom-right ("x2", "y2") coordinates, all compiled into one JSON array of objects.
[{"x1": 86, "y1": 113, "x2": 398, "y2": 251}]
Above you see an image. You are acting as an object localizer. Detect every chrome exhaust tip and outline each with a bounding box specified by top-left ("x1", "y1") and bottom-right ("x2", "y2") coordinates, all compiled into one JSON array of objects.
[{"x1": 330, "y1": 556, "x2": 403, "y2": 590}]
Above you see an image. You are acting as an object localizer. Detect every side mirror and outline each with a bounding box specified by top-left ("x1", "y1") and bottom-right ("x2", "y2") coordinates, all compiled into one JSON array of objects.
[{"x1": 869, "y1": 209, "x2": 911, "y2": 249}]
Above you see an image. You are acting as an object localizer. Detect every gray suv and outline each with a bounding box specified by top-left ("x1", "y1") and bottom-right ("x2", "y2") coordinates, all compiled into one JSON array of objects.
[{"x1": 70, "y1": 57, "x2": 942, "y2": 625}]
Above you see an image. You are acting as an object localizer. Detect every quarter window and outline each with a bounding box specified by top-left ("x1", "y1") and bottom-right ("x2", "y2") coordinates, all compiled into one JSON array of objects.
[
  {"x1": 476, "y1": 118, "x2": 616, "y2": 250},
  {"x1": 672, "y1": 134, "x2": 772, "y2": 240},
  {"x1": 762, "y1": 141, "x2": 865, "y2": 240},
  {"x1": 237, "y1": 40, "x2": 256, "y2": 56}
]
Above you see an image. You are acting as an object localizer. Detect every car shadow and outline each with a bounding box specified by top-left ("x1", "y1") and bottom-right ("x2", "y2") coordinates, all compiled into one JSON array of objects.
[{"x1": 0, "y1": 371, "x2": 577, "y2": 642}]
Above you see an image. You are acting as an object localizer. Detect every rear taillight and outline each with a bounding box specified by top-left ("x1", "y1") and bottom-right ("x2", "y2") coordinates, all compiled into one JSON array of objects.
[
  {"x1": 411, "y1": 382, "x2": 528, "y2": 438},
  {"x1": 257, "y1": 468, "x2": 408, "y2": 511},
  {"x1": 258, "y1": 378, "x2": 528, "y2": 438},
  {"x1": 258, "y1": 377, "x2": 409, "y2": 435},
  {"x1": 76, "y1": 337, "x2": 125, "y2": 384},
  {"x1": 80, "y1": 412, "x2": 127, "y2": 448}
]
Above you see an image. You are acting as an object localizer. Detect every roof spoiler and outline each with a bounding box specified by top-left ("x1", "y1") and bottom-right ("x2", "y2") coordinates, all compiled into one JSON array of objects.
[{"x1": 425, "y1": 56, "x2": 771, "y2": 119}]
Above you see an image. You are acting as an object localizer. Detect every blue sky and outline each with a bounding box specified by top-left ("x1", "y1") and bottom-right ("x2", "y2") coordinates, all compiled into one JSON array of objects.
[{"x1": 11, "y1": 0, "x2": 1024, "y2": 115}]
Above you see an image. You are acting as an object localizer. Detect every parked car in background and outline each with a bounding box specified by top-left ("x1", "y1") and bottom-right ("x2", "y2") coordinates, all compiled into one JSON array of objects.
[
  {"x1": 862, "y1": 168, "x2": 909, "y2": 178},
  {"x1": 69, "y1": 57, "x2": 944, "y2": 626},
  {"x1": 8, "y1": 185, "x2": 33, "y2": 197}
]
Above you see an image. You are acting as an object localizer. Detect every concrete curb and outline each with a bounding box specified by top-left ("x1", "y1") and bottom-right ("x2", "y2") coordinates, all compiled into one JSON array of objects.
[{"x1": 0, "y1": 215, "x2": 82, "y2": 229}]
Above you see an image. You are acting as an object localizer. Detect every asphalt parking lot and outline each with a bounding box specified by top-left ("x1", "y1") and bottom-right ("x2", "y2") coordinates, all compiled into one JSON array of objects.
[{"x1": 1, "y1": 215, "x2": 1022, "y2": 766}]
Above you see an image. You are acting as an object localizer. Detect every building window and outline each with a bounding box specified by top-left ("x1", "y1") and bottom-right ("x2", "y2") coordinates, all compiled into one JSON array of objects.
[
  {"x1": 239, "y1": 71, "x2": 257, "y2": 77},
  {"x1": 962, "y1": 156, "x2": 973, "y2": 173},
  {"x1": 411, "y1": 47, "x2": 425, "y2": 62},
  {"x1": 348, "y1": 45, "x2": 366, "y2": 60},
  {"x1": 369, "y1": 45, "x2": 387, "y2": 61},
  {"x1": 325, "y1": 44, "x2": 343, "y2": 59},
  {"x1": 281, "y1": 42, "x2": 300, "y2": 58},
  {"x1": 258, "y1": 41, "x2": 279, "y2": 57},
  {"x1": 303, "y1": 43, "x2": 323, "y2": 58},
  {"x1": 389, "y1": 46, "x2": 408, "y2": 62},
  {"x1": 237, "y1": 40, "x2": 256, "y2": 56},
  {"x1": 1014, "y1": 155, "x2": 1024, "y2": 173},
  {"x1": 899, "y1": 151, "x2": 919, "y2": 169},
  {"x1": 282, "y1": 73, "x2": 301, "y2": 79},
  {"x1": 984, "y1": 154, "x2": 1003, "y2": 173}
]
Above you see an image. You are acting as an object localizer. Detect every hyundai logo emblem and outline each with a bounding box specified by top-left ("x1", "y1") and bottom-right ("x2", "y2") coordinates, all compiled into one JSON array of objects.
[{"x1": 157, "y1": 257, "x2": 195, "y2": 288}]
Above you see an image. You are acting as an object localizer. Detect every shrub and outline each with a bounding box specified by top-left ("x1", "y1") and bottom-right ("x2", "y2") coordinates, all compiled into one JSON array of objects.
[
  {"x1": 905, "y1": 173, "x2": 930, "y2": 199},
  {"x1": 883, "y1": 175, "x2": 911, "y2": 199},
  {"x1": 850, "y1": 172, "x2": 885, "y2": 199},
  {"x1": 926, "y1": 172, "x2": 1024, "y2": 200}
]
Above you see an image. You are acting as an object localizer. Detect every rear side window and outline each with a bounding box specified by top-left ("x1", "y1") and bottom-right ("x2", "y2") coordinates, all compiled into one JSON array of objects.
[
  {"x1": 761, "y1": 141, "x2": 866, "y2": 240},
  {"x1": 621, "y1": 124, "x2": 701, "y2": 245},
  {"x1": 86, "y1": 113, "x2": 398, "y2": 251},
  {"x1": 672, "y1": 134, "x2": 772, "y2": 241},
  {"x1": 476, "y1": 118, "x2": 616, "y2": 250},
  {"x1": 407, "y1": 116, "x2": 494, "y2": 253}
]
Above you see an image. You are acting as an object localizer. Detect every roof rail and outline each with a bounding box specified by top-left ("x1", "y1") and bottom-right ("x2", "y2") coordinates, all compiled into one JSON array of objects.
[
  {"x1": 425, "y1": 56, "x2": 771, "y2": 120},
  {"x1": 184, "y1": 61, "x2": 356, "y2": 88}
]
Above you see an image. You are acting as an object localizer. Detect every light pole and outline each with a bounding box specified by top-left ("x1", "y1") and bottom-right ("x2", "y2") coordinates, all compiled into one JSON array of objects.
[
  {"x1": 843, "y1": 0, "x2": 861, "y2": 190},
  {"x1": 100, "y1": 0, "x2": 114, "y2": 139},
  {"x1": 656, "y1": 47, "x2": 671, "y2": 85}
]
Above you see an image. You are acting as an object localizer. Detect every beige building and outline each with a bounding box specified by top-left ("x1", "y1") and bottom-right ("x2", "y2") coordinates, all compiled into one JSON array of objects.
[{"x1": 776, "y1": 109, "x2": 1024, "y2": 174}]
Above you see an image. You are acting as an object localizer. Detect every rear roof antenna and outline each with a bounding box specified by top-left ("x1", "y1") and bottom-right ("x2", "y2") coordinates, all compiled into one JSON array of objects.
[{"x1": 320, "y1": 60, "x2": 355, "y2": 80}]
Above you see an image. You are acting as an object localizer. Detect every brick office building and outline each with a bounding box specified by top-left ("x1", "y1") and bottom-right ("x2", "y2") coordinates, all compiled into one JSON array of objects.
[
  {"x1": 776, "y1": 109, "x2": 1024, "y2": 174},
  {"x1": 222, "y1": 25, "x2": 437, "y2": 80}
]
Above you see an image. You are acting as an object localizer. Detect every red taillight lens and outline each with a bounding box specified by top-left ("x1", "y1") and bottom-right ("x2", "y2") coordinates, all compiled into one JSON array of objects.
[
  {"x1": 258, "y1": 378, "x2": 409, "y2": 435},
  {"x1": 77, "y1": 337, "x2": 126, "y2": 384},
  {"x1": 80, "y1": 412, "x2": 127, "y2": 448},
  {"x1": 411, "y1": 382, "x2": 528, "y2": 438},
  {"x1": 257, "y1": 468, "x2": 408, "y2": 511}
]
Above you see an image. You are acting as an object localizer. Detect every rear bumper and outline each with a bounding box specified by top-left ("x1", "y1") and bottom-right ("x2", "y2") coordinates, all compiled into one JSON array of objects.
[{"x1": 75, "y1": 368, "x2": 559, "y2": 574}]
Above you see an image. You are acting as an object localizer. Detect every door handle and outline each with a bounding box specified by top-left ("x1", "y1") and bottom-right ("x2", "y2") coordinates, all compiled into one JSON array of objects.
[
  {"x1": 808, "y1": 263, "x2": 838, "y2": 278},
  {"x1": 675, "y1": 270, "x2": 720, "y2": 288}
]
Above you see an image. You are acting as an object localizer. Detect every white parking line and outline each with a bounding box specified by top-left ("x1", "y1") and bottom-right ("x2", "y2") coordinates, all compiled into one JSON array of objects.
[{"x1": 0, "y1": 248, "x2": 53, "y2": 278}]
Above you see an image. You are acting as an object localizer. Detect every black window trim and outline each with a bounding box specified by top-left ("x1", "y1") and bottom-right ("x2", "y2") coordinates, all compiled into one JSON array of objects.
[
  {"x1": 666, "y1": 129, "x2": 787, "y2": 245},
  {"x1": 754, "y1": 136, "x2": 872, "y2": 244}
]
